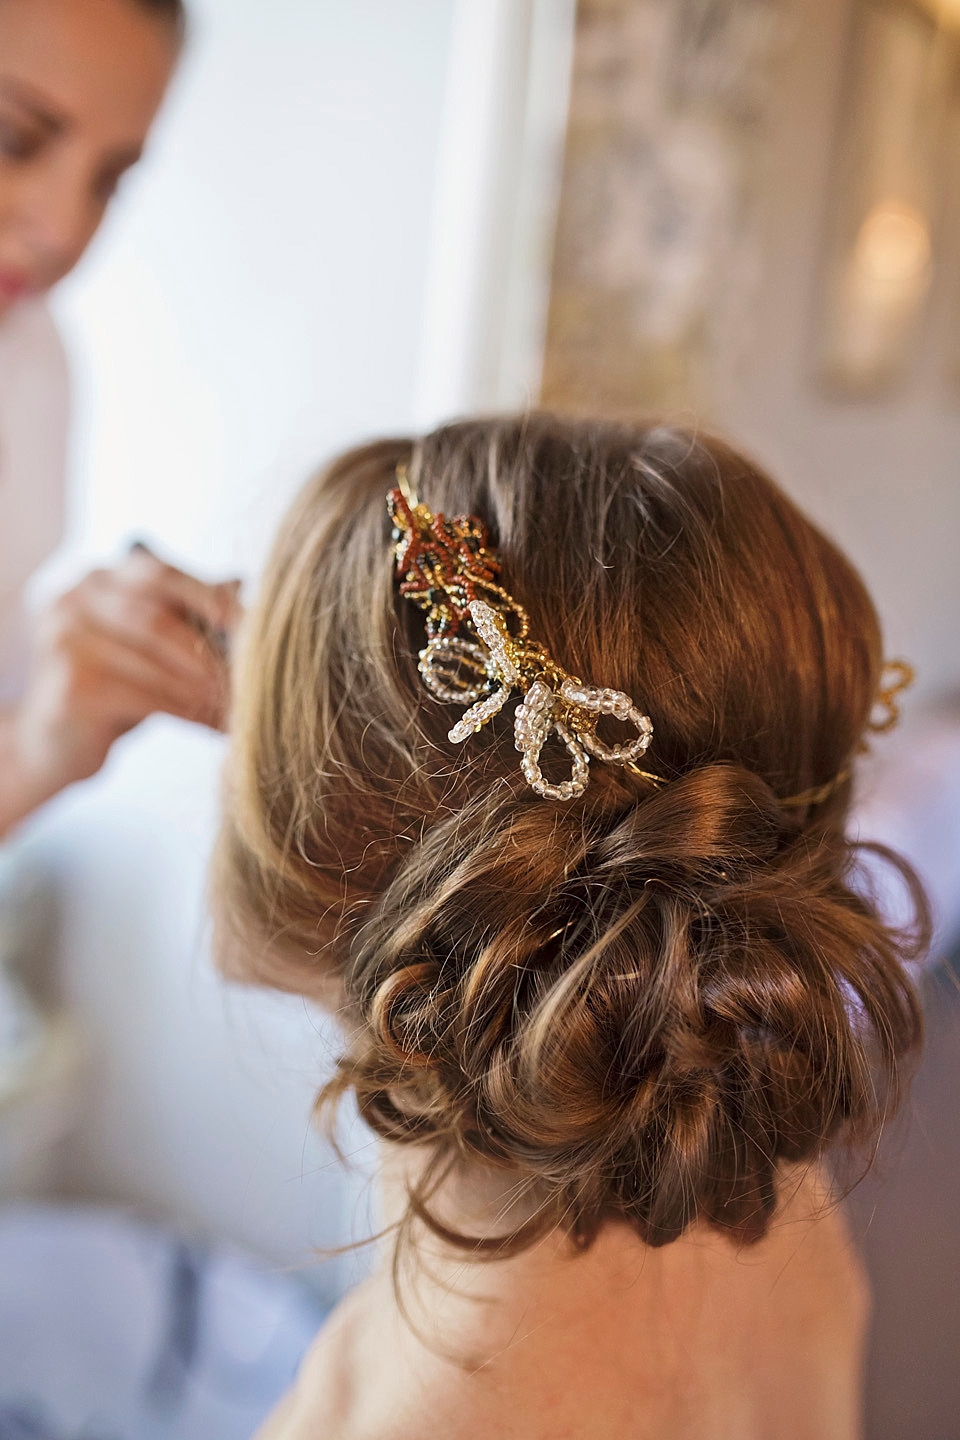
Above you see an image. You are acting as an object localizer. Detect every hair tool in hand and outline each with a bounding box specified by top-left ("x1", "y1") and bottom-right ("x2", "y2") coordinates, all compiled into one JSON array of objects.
[{"x1": 129, "y1": 540, "x2": 231, "y2": 660}]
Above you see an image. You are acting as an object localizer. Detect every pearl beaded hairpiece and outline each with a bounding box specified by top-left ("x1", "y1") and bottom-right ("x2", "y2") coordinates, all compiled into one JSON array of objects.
[{"x1": 388, "y1": 469, "x2": 655, "y2": 802}]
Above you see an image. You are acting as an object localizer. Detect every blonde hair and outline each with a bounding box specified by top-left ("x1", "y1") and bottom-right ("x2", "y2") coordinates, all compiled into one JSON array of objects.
[{"x1": 215, "y1": 415, "x2": 927, "y2": 1253}]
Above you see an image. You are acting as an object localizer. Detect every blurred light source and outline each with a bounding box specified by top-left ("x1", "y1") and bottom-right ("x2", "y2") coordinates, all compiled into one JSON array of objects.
[
  {"x1": 853, "y1": 200, "x2": 931, "y2": 284},
  {"x1": 826, "y1": 198, "x2": 933, "y2": 387},
  {"x1": 914, "y1": 0, "x2": 960, "y2": 30},
  {"x1": 817, "y1": 0, "x2": 955, "y2": 394}
]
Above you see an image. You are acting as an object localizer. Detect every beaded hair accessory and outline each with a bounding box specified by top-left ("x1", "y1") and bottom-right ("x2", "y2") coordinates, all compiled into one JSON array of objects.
[
  {"x1": 388, "y1": 469, "x2": 654, "y2": 801},
  {"x1": 388, "y1": 470, "x2": 914, "y2": 809}
]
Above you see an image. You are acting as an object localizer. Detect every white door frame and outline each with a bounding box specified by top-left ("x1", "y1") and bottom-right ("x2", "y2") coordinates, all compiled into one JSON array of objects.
[{"x1": 413, "y1": 0, "x2": 577, "y2": 427}]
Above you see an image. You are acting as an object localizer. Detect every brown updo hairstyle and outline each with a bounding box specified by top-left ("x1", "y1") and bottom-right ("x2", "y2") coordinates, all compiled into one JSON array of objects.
[{"x1": 215, "y1": 415, "x2": 927, "y2": 1254}]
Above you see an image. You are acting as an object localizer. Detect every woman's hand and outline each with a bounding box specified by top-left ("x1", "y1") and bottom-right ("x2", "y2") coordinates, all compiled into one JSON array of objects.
[{"x1": 0, "y1": 547, "x2": 242, "y2": 836}]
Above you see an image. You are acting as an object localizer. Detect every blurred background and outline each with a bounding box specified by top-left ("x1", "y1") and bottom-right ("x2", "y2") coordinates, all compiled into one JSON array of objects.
[{"x1": 2, "y1": 1, "x2": 959, "y2": 1437}]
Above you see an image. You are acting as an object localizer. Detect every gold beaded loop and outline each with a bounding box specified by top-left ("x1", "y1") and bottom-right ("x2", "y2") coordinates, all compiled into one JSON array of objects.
[{"x1": 867, "y1": 660, "x2": 915, "y2": 734}]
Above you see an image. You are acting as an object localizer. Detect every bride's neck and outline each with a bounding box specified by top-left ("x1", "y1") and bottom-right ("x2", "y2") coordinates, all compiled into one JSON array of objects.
[{"x1": 371, "y1": 1146, "x2": 843, "y2": 1370}]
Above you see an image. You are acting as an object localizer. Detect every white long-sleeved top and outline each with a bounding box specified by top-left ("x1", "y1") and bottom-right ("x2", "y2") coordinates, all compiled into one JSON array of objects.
[{"x1": 0, "y1": 300, "x2": 68, "y2": 702}]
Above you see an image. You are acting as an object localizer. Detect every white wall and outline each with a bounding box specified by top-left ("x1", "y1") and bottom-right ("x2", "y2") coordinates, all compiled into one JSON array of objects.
[{"x1": 19, "y1": 0, "x2": 574, "y2": 1291}]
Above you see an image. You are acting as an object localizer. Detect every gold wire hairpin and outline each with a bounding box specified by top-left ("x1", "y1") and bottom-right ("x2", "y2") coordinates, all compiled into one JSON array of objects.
[
  {"x1": 778, "y1": 659, "x2": 915, "y2": 809},
  {"x1": 779, "y1": 770, "x2": 852, "y2": 811},
  {"x1": 389, "y1": 469, "x2": 913, "y2": 809},
  {"x1": 867, "y1": 659, "x2": 915, "y2": 734},
  {"x1": 388, "y1": 470, "x2": 654, "y2": 802}
]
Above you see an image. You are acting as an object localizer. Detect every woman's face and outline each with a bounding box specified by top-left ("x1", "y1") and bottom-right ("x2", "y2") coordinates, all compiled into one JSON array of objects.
[{"x1": 0, "y1": 0, "x2": 178, "y2": 317}]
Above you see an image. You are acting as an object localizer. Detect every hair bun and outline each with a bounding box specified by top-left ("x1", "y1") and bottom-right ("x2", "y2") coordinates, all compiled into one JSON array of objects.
[
  {"x1": 342, "y1": 764, "x2": 923, "y2": 1248},
  {"x1": 591, "y1": 762, "x2": 788, "y2": 886},
  {"x1": 217, "y1": 414, "x2": 929, "y2": 1258}
]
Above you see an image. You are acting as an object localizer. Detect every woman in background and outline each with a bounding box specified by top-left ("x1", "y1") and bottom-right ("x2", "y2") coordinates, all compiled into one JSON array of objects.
[
  {"x1": 0, "y1": 0, "x2": 236, "y2": 838},
  {"x1": 0, "y1": 10, "x2": 306, "y2": 1438},
  {"x1": 218, "y1": 415, "x2": 928, "y2": 1439}
]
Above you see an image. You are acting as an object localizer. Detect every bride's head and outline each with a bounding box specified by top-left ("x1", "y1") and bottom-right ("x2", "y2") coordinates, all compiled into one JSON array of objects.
[{"x1": 215, "y1": 414, "x2": 926, "y2": 1253}]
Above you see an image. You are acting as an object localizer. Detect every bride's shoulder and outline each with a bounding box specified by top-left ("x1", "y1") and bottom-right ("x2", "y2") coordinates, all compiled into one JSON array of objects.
[
  {"x1": 253, "y1": 1284, "x2": 367, "y2": 1440},
  {"x1": 255, "y1": 1277, "x2": 434, "y2": 1440},
  {"x1": 255, "y1": 1276, "x2": 498, "y2": 1440}
]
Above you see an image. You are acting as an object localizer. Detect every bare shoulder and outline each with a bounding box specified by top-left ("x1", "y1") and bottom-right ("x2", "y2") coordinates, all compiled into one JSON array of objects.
[
  {"x1": 252, "y1": 1278, "x2": 516, "y2": 1440},
  {"x1": 253, "y1": 1285, "x2": 368, "y2": 1440}
]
